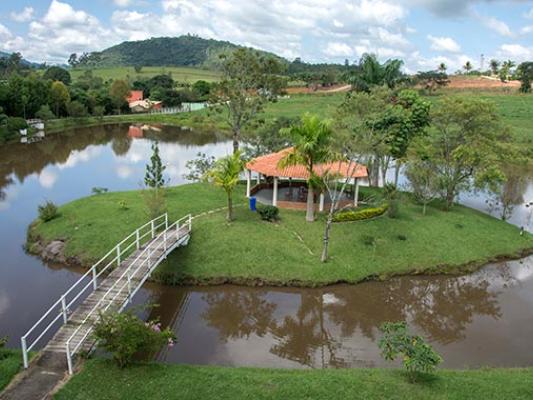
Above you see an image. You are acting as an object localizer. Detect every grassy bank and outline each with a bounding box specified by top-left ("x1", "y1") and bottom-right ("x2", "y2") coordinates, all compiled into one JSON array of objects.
[
  {"x1": 0, "y1": 350, "x2": 24, "y2": 391},
  {"x1": 54, "y1": 359, "x2": 533, "y2": 400},
  {"x1": 28, "y1": 183, "x2": 533, "y2": 286}
]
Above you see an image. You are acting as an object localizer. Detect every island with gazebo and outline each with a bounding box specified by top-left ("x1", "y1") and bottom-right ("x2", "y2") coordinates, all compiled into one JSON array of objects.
[{"x1": 244, "y1": 147, "x2": 369, "y2": 212}]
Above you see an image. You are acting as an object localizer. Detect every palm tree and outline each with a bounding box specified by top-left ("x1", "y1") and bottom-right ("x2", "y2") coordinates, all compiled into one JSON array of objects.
[
  {"x1": 279, "y1": 114, "x2": 333, "y2": 222},
  {"x1": 489, "y1": 59, "x2": 500, "y2": 76},
  {"x1": 347, "y1": 53, "x2": 404, "y2": 91},
  {"x1": 206, "y1": 151, "x2": 245, "y2": 222},
  {"x1": 463, "y1": 61, "x2": 473, "y2": 74},
  {"x1": 438, "y1": 63, "x2": 447, "y2": 73}
]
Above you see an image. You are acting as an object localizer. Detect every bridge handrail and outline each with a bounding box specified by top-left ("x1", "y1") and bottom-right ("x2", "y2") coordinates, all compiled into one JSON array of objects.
[
  {"x1": 20, "y1": 213, "x2": 170, "y2": 368},
  {"x1": 64, "y1": 214, "x2": 191, "y2": 373}
]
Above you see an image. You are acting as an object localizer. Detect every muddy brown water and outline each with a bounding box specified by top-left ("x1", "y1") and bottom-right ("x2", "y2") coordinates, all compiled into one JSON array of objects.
[{"x1": 0, "y1": 124, "x2": 532, "y2": 369}]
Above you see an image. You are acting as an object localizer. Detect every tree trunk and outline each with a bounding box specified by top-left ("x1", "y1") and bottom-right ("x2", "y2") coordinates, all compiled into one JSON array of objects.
[
  {"x1": 227, "y1": 192, "x2": 233, "y2": 221},
  {"x1": 394, "y1": 160, "x2": 401, "y2": 187},
  {"x1": 422, "y1": 202, "x2": 427, "y2": 216},
  {"x1": 232, "y1": 127, "x2": 240, "y2": 154},
  {"x1": 306, "y1": 185, "x2": 315, "y2": 222},
  {"x1": 320, "y1": 214, "x2": 333, "y2": 262},
  {"x1": 445, "y1": 190, "x2": 454, "y2": 211}
]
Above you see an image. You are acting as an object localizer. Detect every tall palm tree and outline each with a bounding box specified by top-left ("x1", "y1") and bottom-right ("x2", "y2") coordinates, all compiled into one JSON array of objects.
[
  {"x1": 279, "y1": 114, "x2": 333, "y2": 222},
  {"x1": 463, "y1": 61, "x2": 473, "y2": 73},
  {"x1": 206, "y1": 151, "x2": 245, "y2": 222},
  {"x1": 438, "y1": 63, "x2": 447, "y2": 73},
  {"x1": 348, "y1": 53, "x2": 405, "y2": 91}
]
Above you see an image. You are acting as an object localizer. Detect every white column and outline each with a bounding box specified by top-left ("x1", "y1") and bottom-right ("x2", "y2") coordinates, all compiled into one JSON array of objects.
[
  {"x1": 246, "y1": 169, "x2": 251, "y2": 198},
  {"x1": 273, "y1": 177, "x2": 278, "y2": 207},
  {"x1": 319, "y1": 192, "x2": 325, "y2": 212},
  {"x1": 354, "y1": 178, "x2": 359, "y2": 207},
  {"x1": 257, "y1": 173, "x2": 261, "y2": 185}
]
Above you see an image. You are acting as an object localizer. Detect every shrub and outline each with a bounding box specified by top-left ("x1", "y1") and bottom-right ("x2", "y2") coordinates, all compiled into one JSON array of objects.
[
  {"x1": 93, "y1": 311, "x2": 175, "y2": 369},
  {"x1": 333, "y1": 204, "x2": 388, "y2": 222},
  {"x1": 118, "y1": 200, "x2": 128, "y2": 210},
  {"x1": 91, "y1": 187, "x2": 108, "y2": 195},
  {"x1": 257, "y1": 205, "x2": 279, "y2": 222},
  {"x1": 397, "y1": 234, "x2": 408, "y2": 241},
  {"x1": 0, "y1": 336, "x2": 7, "y2": 360},
  {"x1": 38, "y1": 201, "x2": 59, "y2": 222},
  {"x1": 378, "y1": 322, "x2": 442, "y2": 382},
  {"x1": 384, "y1": 183, "x2": 400, "y2": 218}
]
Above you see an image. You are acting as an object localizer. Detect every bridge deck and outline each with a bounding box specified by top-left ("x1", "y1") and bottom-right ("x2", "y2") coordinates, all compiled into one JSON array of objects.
[{"x1": 36, "y1": 221, "x2": 190, "y2": 373}]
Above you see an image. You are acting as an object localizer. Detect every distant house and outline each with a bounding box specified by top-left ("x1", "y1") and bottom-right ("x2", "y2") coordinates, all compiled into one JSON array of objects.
[{"x1": 129, "y1": 100, "x2": 163, "y2": 113}]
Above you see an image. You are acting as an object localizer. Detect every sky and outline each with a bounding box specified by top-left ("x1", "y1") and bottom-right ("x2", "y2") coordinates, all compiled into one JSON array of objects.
[{"x1": 0, "y1": 0, "x2": 532, "y2": 72}]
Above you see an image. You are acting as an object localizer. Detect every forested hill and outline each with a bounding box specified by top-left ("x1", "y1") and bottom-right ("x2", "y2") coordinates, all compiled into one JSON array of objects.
[{"x1": 76, "y1": 35, "x2": 281, "y2": 67}]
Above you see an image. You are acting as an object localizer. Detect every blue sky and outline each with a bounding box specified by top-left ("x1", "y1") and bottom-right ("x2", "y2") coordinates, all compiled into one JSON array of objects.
[{"x1": 0, "y1": 0, "x2": 532, "y2": 71}]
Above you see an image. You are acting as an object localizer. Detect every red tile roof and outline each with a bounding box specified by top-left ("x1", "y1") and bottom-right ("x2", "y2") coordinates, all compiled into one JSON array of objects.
[
  {"x1": 246, "y1": 147, "x2": 368, "y2": 179},
  {"x1": 127, "y1": 90, "x2": 144, "y2": 103}
]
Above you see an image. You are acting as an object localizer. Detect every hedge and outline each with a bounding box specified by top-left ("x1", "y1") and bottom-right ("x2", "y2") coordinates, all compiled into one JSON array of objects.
[{"x1": 333, "y1": 203, "x2": 389, "y2": 222}]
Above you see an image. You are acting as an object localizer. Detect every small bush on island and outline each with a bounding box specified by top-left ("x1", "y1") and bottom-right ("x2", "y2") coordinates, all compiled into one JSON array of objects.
[
  {"x1": 93, "y1": 311, "x2": 175, "y2": 369},
  {"x1": 38, "y1": 201, "x2": 59, "y2": 222},
  {"x1": 257, "y1": 205, "x2": 279, "y2": 222},
  {"x1": 333, "y1": 203, "x2": 388, "y2": 222},
  {"x1": 379, "y1": 321, "x2": 442, "y2": 383}
]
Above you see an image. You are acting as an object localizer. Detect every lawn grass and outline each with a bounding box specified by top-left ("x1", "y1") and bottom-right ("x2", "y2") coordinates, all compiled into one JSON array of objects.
[
  {"x1": 28, "y1": 183, "x2": 533, "y2": 286},
  {"x1": 69, "y1": 66, "x2": 221, "y2": 83},
  {"x1": 0, "y1": 350, "x2": 24, "y2": 391},
  {"x1": 53, "y1": 359, "x2": 533, "y2": 400}
]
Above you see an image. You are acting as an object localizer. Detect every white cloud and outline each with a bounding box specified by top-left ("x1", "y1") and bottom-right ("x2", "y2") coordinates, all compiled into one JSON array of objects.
[
  {"x1": 480, "y1": 15, "x2": 513, "y2": 37},
  {"x1": 38, "y1": 170, "x2": 58, "y2": 189},
  {"x1": 497, "y1": 44, "x2": 533, "y2": 62},
  {"x1": 524, "y1": 8, "x2": 533, "y2": 19},
  {"x1": 0, "y1": 24, "x2": 12, "y2": 41},
  {"x1": 427, "y1": 35, "x2": 461, "y2": 53},
  {"x1": 10, "y1": 6, "x2": 34, "y2": 22},
  {"x1": 114, "y1": 0, "x2": 132, "y2": 6},
  {"x1": 324, "y1": 42, "x2": 352, "y2": 57},
  {"x1": 521, "y1": 25, "x2": 533, "y2": 35}
]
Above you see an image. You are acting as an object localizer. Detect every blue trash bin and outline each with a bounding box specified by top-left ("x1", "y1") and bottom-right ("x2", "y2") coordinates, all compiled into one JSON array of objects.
[{"x1": 249, "y1": 196, "x2": 257, "y2": 211}]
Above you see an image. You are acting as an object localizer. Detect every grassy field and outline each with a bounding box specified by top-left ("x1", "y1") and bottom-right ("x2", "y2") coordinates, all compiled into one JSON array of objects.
[
  {"x1": 69, "y1": 66, "x2": 221, "y2": 83},
  {"x1": 28, "y1": 183, "x2": 533, "y2": 286},
  {"x1": 54, "y1": 359, "x2": 533, "y2": 400},
  {"x1": 0, "y1": 350, "x2": 24, "y2": 391}
]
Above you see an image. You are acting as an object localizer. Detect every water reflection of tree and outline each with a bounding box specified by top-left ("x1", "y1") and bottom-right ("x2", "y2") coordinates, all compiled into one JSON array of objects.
[
  {"x1": 201, "y1": 291, "x2": 277, "y2": 341},
  {"x1": 270, "y1": 293, "x2": 347, "y2": 368},
  {"x1": 111, "y1": 136, "x2": 132, "y2": 156},
  {"x1": 326, "y1": 275, "x2": 501, "y2": 345}
]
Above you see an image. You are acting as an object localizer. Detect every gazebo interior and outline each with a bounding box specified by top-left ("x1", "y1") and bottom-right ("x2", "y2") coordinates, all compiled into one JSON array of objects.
[{"x1": 245, "y1": 147, "x2": 369, "y2": 211}]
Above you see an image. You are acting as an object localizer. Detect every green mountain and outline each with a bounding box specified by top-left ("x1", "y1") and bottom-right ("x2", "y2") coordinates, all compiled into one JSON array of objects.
[{"x1": 82, "y1": 35, "x2": 281, "y2": 67}]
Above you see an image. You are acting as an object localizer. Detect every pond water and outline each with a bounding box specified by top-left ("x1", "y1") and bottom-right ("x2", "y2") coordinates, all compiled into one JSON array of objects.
[{"x1": 0, "y1": 124, "x2": 532, "y2": 369}]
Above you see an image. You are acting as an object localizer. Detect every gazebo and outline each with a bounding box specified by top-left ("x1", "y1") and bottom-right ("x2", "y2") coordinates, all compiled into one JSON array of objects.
[{"x1": 245, "y1": 147, "x2": 368, "y2": 211}]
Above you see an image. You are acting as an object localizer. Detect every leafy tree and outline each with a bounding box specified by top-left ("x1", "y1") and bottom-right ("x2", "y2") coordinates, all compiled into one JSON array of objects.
[
  {"x1": 347, "y1": 53, "x2": 405, "y2": 92},
  {"x1": 205, "y1": 151, "x2": 245, "y2": 222},
  {"x1": 499, "y1": 60, "x2": 515, "y2": 82},
  {"x1": 183, "y1": 152, "x2": 216, "y2": 182},
  {"x1": 516, "y1": 62, "x2": 533, "y2": 93},
  {"x1": 67, "y1": 53, "x2": 78, "y2": 67},
  {"x1": 279, "y1": 114, "x2": 334, "y2": 222},
  {"x1": 192, "y1": 80, "x2": 211, "y2": 99},
  {"x1": 386, "y1": 90, "x2": 431, "y2": 186},
  {"x1": 379, "y1": 322, "x2": 442, "y2": 382},
  {"x1": 109, "y1": 79, "x2": 130, "y2": 114},
  {"x1": 66, "y1": 100, "x2": 88, "y2": 118},
  {"x1": 35, "y1": 104, "x2": 55, "y2": 121},
  {"x1": 144, "y1": 141, "x2": 167, "y2": 188},
  {"x1": 404, "y1": 159, "x2": 440, "y2": 215},
  {"x1": 242, "y1": 116, "x2": 294, "y2": 158},
  {"x1": 489, "y1": 59, "x2": 500, "y2": 76},
  {"x1": 411, "y1": 96, "x2": 511, "y2": 210},
  {"x1": 416, "y1": 71, "x2": 450, "y2": 94},
  {"x1": 43, "y1": 66, "x2": 71, "y2": 85},
  {"x1": 49, "y1": 81, "x2": 70, "y2": 117},
  {"x1": 210, "y1": 48, "x2": 286, "y2": 153},
  {"x1": 337, "y1": 89, "x2": 393, "y2": 187}
]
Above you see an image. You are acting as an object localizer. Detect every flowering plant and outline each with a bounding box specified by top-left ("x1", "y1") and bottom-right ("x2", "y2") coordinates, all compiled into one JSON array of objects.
[{"x1": 94, "y1": 311, "x2": 175, "y2": 368}]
